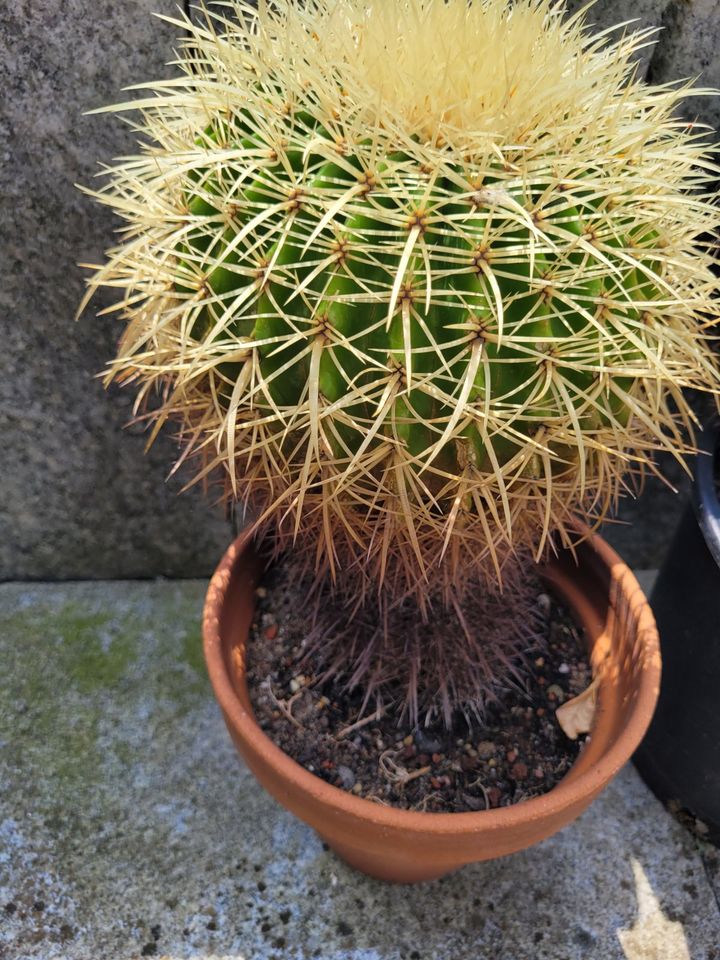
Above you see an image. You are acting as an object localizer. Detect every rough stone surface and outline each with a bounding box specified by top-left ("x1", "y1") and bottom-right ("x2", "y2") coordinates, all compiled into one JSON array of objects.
[
  {"x1": 2, "y1": 579, "x2": 719, "y2": 959},
  {"x1": 0, "y1": 1, "x2": 231, "y2": 580},
  {"x1": 648, "y1": 0, "x2": 720, "y2": 130},
  {"x1": 563, "y1": 0, "x2": 667, "y2": 75},
  {"x1": 1, "y1": 0, "x2": 716, "y2": 579},
  {"x1": 564, "y1": 0, "x2": 720, "y2": 127}
]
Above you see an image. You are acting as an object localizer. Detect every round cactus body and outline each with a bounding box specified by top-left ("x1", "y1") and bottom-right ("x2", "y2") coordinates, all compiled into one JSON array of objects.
[{"x1": 84, "y1": 0, "x2": 720, "y2": 605}]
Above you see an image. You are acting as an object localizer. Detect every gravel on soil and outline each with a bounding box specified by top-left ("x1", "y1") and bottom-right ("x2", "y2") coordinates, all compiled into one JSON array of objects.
[{"x1": 246, "y1": 561, "x2": 592, "y2": 813}]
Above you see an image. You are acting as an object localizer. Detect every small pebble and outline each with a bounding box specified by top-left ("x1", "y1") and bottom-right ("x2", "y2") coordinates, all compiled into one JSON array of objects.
[
  {"x1": 337, "y1": 765, "x2": 356, "y2": 789},
  {"x1": 487, "y1": 786, "x2": 503, "y2": 807},
  {"x1": 534, "y1": 656, "x2": 545, "y2": 667},
  {"x1": 537, "y1": 593, "x2": 552, "y2": 615},
  {"x1": 351, "y1": 782, "x2": 363, "y2": 795},
  {"x1": 402, "y1": 734, "x2": 414, "y2": 747},
  {"x1": 536, "y1": 707, "x2": 546, "y2": 717},
  {"x1": 511, "y1": 762, "x2": 529, "y2": 780},
  {"x1": 506, "y1": 749, "x2": 518, "y2": 763},
  {"x1": 547, "y1": 684, "x2": 564, "y2": 702},
  {"x1": 255, "y1": 586, "x2": 267, "y2": 598},
  {"x1": 559, "y1": 663, "x2": 570, "y2": 674},
  {"x1": 414, "y1": 729, "x2": 443, "y2": 754},
  {"x1": 264, "y1": 624, "x2": 278, "y2": 641},
  {"x1": 534, "y1": 767, "x2": 545, "y2": 779},
  {"x1": 476, "y1": 740, "x2": 495, "y2": 759}
]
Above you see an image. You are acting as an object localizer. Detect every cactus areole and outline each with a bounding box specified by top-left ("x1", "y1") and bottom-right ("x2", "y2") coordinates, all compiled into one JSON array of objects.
[{"x1": 84, "y1": 0, "x2": 720, "y2": 613}]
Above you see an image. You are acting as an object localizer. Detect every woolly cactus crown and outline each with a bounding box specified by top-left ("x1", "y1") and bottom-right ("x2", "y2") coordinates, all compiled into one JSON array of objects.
[{"x1": 84, "y1": 0, "x2": 720, "y2": 605}]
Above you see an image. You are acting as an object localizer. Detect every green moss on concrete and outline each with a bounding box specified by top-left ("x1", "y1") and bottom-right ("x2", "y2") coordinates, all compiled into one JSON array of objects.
[
  {"x1": 1, "y1": 606, "x2": 122, "y2": 790},
  {"x1": 61, "y1": 611, "x2": 137, "y2": 692},
  {"x1": 0, "y1": 582, "x2": 209, "y2": 807},
  {"x1": 181, "y1": 626, "x2": 207, "y2": 677},
  {"x1": 2, "y1": 605, "x2": 135, "y2": 693}
]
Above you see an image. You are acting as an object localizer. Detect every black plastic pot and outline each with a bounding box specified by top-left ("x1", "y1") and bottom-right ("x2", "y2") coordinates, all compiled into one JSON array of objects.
[{"x1": 634, "y1": 417, "x2": 720, "y2": 843}]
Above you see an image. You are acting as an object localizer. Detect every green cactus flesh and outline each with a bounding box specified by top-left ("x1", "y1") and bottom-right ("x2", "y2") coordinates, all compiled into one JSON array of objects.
[{"x1": 176, "y1": 115, "x2": 657, "y2": 490}]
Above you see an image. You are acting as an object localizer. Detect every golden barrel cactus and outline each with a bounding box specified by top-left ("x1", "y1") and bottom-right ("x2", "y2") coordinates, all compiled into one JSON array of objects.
[{"x1": 83, "y1": 0, "x2": 720, "y2": 612}]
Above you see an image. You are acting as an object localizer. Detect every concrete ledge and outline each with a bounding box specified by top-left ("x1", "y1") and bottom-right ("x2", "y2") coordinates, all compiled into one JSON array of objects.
[{"x1": 1, "y1": 580, "x2": 719, "y2": 959}]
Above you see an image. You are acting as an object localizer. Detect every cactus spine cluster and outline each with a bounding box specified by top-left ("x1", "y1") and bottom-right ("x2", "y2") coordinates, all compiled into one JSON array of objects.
[{"x1": 84, "y1": 0, "x2": 720, "y2": 613}]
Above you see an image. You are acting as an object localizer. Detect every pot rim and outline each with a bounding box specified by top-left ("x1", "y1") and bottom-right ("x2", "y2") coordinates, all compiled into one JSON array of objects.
[{"x1": 203, "y1": 526, "x2": 660, "y2": 834}]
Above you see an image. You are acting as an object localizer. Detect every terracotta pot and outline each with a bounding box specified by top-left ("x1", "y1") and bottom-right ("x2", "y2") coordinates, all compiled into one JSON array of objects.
[{"x1": 203, "y1": 528, "x2": 660, "y2": 883}]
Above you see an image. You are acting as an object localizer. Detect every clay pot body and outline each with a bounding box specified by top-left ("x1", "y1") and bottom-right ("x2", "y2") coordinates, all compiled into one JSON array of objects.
[{"x1": 203, "y1": 530, "x2": 660, "y2": 883}]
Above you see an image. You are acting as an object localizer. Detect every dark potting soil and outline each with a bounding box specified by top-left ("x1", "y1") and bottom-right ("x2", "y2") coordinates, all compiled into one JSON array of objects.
[{"x1": 246, "y1": 562, "x2": 592, "y2": 813}]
